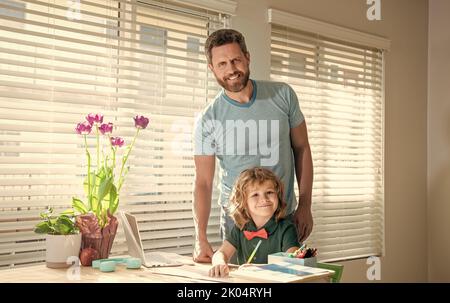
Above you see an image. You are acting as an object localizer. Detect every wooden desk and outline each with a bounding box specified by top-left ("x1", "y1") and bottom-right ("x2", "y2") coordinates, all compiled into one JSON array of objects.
[{"x1": 0, "y1": 261, "x2": 332, "y2": 283}]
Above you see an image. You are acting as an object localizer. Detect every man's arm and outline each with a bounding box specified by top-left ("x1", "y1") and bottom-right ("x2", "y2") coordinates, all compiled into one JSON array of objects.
[
  {"x1": 192, "y1": 155, "x2": 216, "y2": 263},
  {"x1": 290, "y1": 121, "x2": 314, "y2": 242}
]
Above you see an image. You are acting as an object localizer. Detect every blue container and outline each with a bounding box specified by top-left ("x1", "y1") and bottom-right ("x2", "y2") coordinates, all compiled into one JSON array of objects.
[{"x1": 268, "y1": 252, "x2": 317, "y2": 267}]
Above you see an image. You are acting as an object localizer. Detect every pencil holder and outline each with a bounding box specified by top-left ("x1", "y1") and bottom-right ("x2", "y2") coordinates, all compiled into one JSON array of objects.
[{"x1": 268, "y1": 252, "x2": 317, "y2": 267}]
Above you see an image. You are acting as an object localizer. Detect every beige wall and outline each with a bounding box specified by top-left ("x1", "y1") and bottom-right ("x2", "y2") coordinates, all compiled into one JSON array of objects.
[
  {"x1": 428, "y1": 0, "x2": 450, "y2": 282},
  {"x1": 232, "y1": 0, "x2": 429, "y2": 282}
]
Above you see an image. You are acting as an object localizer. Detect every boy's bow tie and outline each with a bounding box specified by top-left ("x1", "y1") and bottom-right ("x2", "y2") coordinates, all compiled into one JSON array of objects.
[{"x1": 243, "y1": 228, "x2": 268, "y2": 240}]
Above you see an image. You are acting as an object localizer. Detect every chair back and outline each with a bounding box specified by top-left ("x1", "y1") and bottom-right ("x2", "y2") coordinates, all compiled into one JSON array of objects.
[{"x1": 317, "y1": 262, "x2": 344, "y2": 283}]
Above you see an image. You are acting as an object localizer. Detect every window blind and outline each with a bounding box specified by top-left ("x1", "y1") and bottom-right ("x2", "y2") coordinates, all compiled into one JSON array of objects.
[
  {"x1": 270, "y1": 22, "x2": 385, "y2": 262},
  {"x1": 0, "y1": 0, "x2": 228, "y2": 268}
]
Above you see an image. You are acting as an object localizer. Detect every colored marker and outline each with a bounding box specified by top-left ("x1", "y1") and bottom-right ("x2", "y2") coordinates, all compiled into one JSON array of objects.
[{"x1": 246, "y1": 239, "x2": 262, "y2": 264}]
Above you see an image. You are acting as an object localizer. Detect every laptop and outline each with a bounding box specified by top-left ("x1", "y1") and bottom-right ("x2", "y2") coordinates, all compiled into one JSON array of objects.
[{"x1": 119, "y1": 211, "x2": 188, "y2": 268}]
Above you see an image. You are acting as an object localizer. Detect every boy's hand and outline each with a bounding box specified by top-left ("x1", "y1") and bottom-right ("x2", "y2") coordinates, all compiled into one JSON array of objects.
[{"x1": 208, "y1": 264, "x2": 230, "y2": 277}]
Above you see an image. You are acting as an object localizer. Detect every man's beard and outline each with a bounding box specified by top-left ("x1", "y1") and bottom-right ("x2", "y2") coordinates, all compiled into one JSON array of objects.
[{"x1": 215, "y1": 69, "x2": 250, "y2": 93}]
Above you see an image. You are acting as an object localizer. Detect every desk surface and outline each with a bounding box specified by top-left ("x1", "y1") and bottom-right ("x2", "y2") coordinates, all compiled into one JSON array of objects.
[{"x1": 0, "y1": 259, "x2": 332, "y2": 283}]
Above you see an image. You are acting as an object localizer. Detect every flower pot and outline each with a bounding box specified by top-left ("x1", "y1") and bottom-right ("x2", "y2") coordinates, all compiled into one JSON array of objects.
[
  {"x1": 76, "y1": 213, "x2": 119, "y2": 266},
  {"x1": 80, "y1": 230, "x2": 116, "y2": 261},
  {"x1": 45, "y1": 233, "x2": 82, "y2": 269}
]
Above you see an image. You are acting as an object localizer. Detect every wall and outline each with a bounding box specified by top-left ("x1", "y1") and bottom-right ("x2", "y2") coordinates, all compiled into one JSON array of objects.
[
  {"x1": 232, "y1": 0, "x2": 429, "y2": 282},
  {"x1": 428, "y1": 0, "x2": 450, "y2": 282}
]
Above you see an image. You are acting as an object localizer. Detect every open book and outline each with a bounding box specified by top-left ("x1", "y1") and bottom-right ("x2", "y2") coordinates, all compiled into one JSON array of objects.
[{"x1": 231, "y1": 261, "x2": 333, "y2": 283}]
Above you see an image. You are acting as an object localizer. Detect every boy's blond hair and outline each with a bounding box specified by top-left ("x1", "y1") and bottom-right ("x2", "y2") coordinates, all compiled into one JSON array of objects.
[{"x1": 229, "y1": 167, "x2": 286, "y2": 229}]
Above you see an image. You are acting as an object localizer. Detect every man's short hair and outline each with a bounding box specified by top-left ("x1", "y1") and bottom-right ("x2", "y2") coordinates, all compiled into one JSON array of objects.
[{"x1": 204, "y1": 29, "x2": 248, "y2": 64}]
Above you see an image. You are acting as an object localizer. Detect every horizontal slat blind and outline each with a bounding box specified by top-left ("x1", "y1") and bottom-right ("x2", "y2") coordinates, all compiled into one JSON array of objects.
[
  {"x1": 270, "y1": 23, "x2": 384, "y2": 262},
  {"x1": 0, "y1": 0, "x2": 226, "y2": 268}
]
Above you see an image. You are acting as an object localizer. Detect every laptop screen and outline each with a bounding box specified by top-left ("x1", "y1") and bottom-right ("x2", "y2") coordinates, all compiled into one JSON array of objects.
[
  {"x1": 119, "y1": 211, "x2": 191, "y2": 268},
  {"x1": 124, "y1": 213, "x2": 142, "y2": 246},
  {"x1": 119, "y1": 211, "x2": 146, "y2": 260}
]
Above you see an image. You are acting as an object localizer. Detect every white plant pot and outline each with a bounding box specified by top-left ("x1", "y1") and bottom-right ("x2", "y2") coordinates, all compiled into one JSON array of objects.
[{"x1": 45, "y1": 233, "x2": 82, "y2": 269}]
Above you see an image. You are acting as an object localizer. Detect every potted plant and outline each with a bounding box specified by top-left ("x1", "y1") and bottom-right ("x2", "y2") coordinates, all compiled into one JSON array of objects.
[
  {"x1": 72, "y1": 113, "x2": 149, "y2": 266},
  {"x1": 34, "y1": 208, "x2": 81, "y2": 269}
]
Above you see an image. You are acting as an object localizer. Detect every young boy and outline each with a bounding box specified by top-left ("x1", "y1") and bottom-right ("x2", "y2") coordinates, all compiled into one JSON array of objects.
[{"x1": 209, "y1": 167, "x2": 300, "y2": 277}]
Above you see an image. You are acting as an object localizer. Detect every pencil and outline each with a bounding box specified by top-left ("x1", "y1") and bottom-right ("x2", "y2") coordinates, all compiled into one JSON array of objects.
[{"x1": 246, "y1": 239, "x2": 262, "y2": 264}]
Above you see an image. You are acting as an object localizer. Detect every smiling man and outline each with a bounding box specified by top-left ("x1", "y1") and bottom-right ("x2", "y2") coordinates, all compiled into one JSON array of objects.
[{"x1": 192, "y1": 29, "x2": 314, "y2": 263}]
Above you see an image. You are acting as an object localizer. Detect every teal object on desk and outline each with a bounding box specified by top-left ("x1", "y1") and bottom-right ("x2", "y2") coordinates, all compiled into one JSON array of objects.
[
  {"x1": 92, "y1": 257, "x2": 142, "y2": 272},
  {"x1": 100, "y1": 261, "x2": 116, "y2": 272},
  {"x1": 126, "y1": 258, "x2": 142, "y2": 269}
]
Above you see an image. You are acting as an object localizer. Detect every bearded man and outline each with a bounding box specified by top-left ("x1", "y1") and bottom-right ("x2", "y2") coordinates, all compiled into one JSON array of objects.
[{"x1": 192, "y1": 29, "x2": 314, "y2": 263}]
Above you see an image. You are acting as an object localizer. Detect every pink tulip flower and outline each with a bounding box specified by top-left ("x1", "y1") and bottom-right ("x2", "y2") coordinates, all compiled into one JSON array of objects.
[
  {"x1": 110, "y1": 137, "x2": 124, "y2": 147},
  {"x1": 75, "y1": 121, "x2": 92, "y2": 135},
  {"x1": 86, "y1": 113, "x2": 104, "y2": 126},
  {"x1": 99, "y1": 123, "x2": 113, "y2": 135},
  {"x1": 133, "y1": 115, "x2": 149, "y2": 129}
]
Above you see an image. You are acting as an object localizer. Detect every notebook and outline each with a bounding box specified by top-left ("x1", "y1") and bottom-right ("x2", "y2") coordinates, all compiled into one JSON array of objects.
[
  {"x1": 231, "y1": 261, "x2": 333, "y2": 283},
  {"x1": 119, "y1": 211, "x2": 189, "y2": 268}
]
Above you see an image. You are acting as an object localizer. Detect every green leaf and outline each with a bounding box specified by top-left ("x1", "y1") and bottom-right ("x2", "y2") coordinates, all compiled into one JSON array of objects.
[
  {"x1": 53, "y1": 225, "x2": 63, "y2": 235},
  {"x1": 105, "y1": 165, "x2": 113, "y2": 179},
  {"x1": 105, "y1": 184, "x2": 119, "y2": 214},
  {"x1": 83, "y1": 172, "x2": 96, "y2": 210},
  {"x1": 72, "y1": 197, "x2": 88, "y2": 214},
  {"x1": 92, "y1": 172, "x2": 99, "y2": 193},
  {"x1": 92, "y1": 171, "x2": 104, "y2": 194},
  {"x1": 93, "y1": 195, "x2": 101, "y2": 219},
  {"x1": 86, "y1": 173, "x2": 103, "y2": 214},
  {"x1": 60, "y1": 208, "x2": 75, "y2": 216},
  {"x1": 108, "y1": 185, "x2": 119, "y2": 215},
  {"x1": 83, "y1": 172, "x2": 96, "y2": 197},
  {"x1": 100, "y1": 208, "x2": 107, "y2": 228},
  {"x1": 55, "y1": 216, "x2": 76, "y2": 235},
  {"x1": 34, "y1": 221, "x2": 52, "y2": 234},
  {"x1": 97, "y1": 167, "x2": 106, "y2": 179},
  {"x1": 97, "y1": 176, "x2": 113, "y2": 204},
  {"x1": 39, "y1": 207, "x2": 54, "y2": 219}
]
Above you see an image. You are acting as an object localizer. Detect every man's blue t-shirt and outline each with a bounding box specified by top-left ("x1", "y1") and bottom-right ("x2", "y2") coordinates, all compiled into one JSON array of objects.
[{"x1": 193, "y1": 79, "x2": 304, "y2": 215}]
